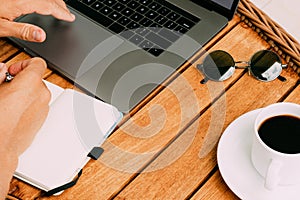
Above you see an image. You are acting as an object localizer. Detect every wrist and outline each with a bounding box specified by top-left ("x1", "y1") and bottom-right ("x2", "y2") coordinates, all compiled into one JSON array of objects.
[{"x1": 0, "y1": 149, "x2": 18, "y2": 197}]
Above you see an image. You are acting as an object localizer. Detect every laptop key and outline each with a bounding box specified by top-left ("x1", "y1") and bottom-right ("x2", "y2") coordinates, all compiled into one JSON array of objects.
[
  {"x1": 118, "y1": 16, "x2": 131, "y2": 26},
  {"x1": 157, "y1": 7, "x2": 171, "y2": 15},
  {"x1": 129, "y1": 34, "x2": 144, "y2": 45},
  {"x1": 127, "y1": 21, "x2": 140, "y2": 30},
  {"x1": 158, "y1": 28, "x2": 180, "y2": 42},
  {"x1": 103, "y1": 0, "x2": 116, "y2": 6},
  {"x1": 154, "y1": 15, "x2": 167, "y2": 25},
  {"x1": 148, "y1": 47, "x2": 164, "y2": 57},
  {"x1": 174, "y1": 26, "x2": 187, "y2": 35},
  {"x1": 99, "y1": 6, "x2": 113, "y2": 15},
  {"x1": 164, "y1": 20, "x2": 177, "y2": 30},
  {"x1": 140, "y1": 18, "x2": 153, "y2": 27},
  {"x1": 96, "y1": 14, "x2": 114, "y2": 27},
  {"x1": 136, "y1": 5, "x2": 148, "y2": 15},
  {"x1": 139, "y1": 0, "x2": 152, "y2": 6},
  {"x1": 135, "y1": 27, "x2": 150, "y2": 36},
  {"x1": 145, "y1": 32, "x2": 171, "y2": 49},
  {"x1": 167, "y1": 12, "x2": 180, "y2": 21},
  {"x1": 119, "y1": 0, "x2": 130, "y2": 4},
  {"x1": 149, "y1": 2, "x2": 161, "y2": 10},
  {"x1": 139, "y1": 40, "x2": 154, "y2": 50},
  {"x1": 109, "y1": 22, "x2": 125, "y2": 33},
  {"x1": 120, "y1": 30, "x2": 135, "y2": 39},
  {"x1": 108, "y1": 11, "x2": 122, "y2": 20},
  {"x1": 82, "y1": 0, "x2": 96, "y2": 5},
  {"x1": 145, "y1": 11, "x2": 158, "y2": 20},
  {"x1": 121, "y1": 8, "x2": 134, "y2": 17},
  {"x1": 127, "y1": 0, "x2": 139, "y2": 9},
  {"x1": 130, "y1": 13, "x2": 143, "y2": 22},
  {"x1": 176, "y1": 17, "x2": 196, "y2": 29},
  {"x1": 112, "y1": 3, "x2": 125, "y2": 11},
  {"x1": 91, "y1": 2, "x2": 103, "y2": 10},
  {"x1": 150, "y1": 23, "x2": 161, "y2": 31}
]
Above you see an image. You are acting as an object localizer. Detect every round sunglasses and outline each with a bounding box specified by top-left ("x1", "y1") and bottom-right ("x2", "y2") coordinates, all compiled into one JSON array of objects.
[{"x1": 197, "y1": 50, "x2": 287, "y2": 84}]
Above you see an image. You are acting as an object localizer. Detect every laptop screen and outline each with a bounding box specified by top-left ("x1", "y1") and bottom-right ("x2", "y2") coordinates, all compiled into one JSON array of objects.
[
  {"x1": 191, "y1": 0, "x2": 240, "y2": 20},
  {"x1": 211, "y1": 0, "x2": 234, "y2": 9}
]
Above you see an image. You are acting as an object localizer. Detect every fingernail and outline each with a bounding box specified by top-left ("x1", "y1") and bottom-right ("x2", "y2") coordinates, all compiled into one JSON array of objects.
[
  {"x1": 70, "y1": 13, "x2": 75, "y2": 20},
  {"x1": 33, "y1": 30, "x2": 41, "y2": 41}
]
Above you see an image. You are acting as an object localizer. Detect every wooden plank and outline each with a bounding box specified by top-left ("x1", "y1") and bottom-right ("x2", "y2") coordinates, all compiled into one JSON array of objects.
[
  {"x1": 191, "y1": 82, "x2": 300, "y2": 200},
  {"x1": 5, "y1": 52, "x2": 31, "y2": 65},
  {"x1": 45, "y1": 73, "x2": 75, "y2": 89},
  {"x1": 19, "y1": 23, "x2": 272, "y2": 199},
  {"x1": 285, "y1": 83, "x2": 300, "y2": 103},
  {"x1": 190, "y1": 171, "x2": 239, "y2": 200},
  {"x1": 0, "y1": 40, "x2": 19, "y2": 62},
  {"x1": 8, "y1": 178, "x2": 41, "y2": 200},
  {"x1": 5, "y1": 194, "x2": 20, "y2": 200}
]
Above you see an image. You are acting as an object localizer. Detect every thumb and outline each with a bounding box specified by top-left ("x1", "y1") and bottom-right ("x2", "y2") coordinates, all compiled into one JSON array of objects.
[
  {"x1": 8, "y1": 57, "x2": 47, "y2": 78},
  {"x1": 0, "y1": 19, "x2": 46, "y2": 42}
]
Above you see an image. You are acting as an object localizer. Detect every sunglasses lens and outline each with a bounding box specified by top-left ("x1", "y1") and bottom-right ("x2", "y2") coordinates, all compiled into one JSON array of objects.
[
  {"x1": 250, "y1": 50, "x2": 282, "y2": 81},
  {"x1": 202, "y1": 50, "x2": 235, "y2": 81}
]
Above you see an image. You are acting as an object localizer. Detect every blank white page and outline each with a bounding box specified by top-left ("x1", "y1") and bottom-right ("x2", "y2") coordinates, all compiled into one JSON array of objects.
[{"x1": 15, "y1": 86, "x2": 122, "y2": 191}]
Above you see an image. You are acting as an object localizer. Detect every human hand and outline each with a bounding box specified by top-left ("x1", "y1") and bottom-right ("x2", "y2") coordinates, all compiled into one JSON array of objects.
[
  {"x1": 0, "y1": 0, "x2": 75, "y2": 42},
  {"x1": 0, "y1": 58, "x2": 51, "y2": 198}
]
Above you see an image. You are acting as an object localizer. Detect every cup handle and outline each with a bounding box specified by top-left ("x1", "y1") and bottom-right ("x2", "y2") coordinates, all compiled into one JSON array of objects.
[{"x1": 265, "y1": 159, "x2": 282, "y2": 190}]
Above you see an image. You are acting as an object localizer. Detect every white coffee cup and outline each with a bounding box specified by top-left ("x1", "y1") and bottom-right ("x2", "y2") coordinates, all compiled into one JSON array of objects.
[{"x1": 251, "y1": 102, "x2": 300, "y2": 190}]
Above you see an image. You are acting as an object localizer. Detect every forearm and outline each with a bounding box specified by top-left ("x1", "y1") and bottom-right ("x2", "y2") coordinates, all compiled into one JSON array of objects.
[{"x1": 0, "y1": 150, "x2": 18, "y2": 199}]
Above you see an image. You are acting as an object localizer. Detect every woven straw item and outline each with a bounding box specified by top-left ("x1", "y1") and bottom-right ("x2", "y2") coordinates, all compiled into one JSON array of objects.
[{"x1": 237, "y1": 0, "x2": 300, "y2": 75}]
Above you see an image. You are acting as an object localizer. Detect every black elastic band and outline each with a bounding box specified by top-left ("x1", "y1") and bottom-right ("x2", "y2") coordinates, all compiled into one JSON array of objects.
[
  {"x1": 88, "y1": 147, "x2": 104, "y2": 160},
  {"x1": 41, "y1": 147, "x2": 103, "y2": 196},
  {"x1": 43, "y1": 169, "x2": 83, "y2": 197}
]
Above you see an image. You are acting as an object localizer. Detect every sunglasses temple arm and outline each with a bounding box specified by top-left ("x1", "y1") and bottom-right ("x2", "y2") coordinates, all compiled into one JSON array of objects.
[
  {"x1": 197, "y1": 64, "x2": 209, "y2": 84},
  {"x1": 200, "y1": 77, "x2": 209, "y2": 84},
  {"x1": 276, "y1": 64, "x2": 288, "y2": 82},
  {"x1": 277, "y1": 75, "x2": 287, "y2": 82},
  {"x1": 281, "y1": 64, "x2": 288, "y2": 68}
]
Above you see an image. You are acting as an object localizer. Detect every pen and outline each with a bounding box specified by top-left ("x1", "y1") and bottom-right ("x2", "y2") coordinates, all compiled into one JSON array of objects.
[{"x1": 5, "y1": 72, "x2": 14, "y2": 82}]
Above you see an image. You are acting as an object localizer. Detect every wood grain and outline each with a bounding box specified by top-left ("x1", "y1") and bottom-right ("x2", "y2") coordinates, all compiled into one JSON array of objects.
[
  {"x1": 0, "y1": 40, "x2": 19, "y2": 62},
  {"x1": 284, "y1": 83, "x2": 300, "y2": 103},
  {"x1": 7, "y1": 17, "x2": 240, "y2": 199},
  {"x1": 32, "y1": 22, "x2": 275, "y2": 199},
  {"x1": 6, "y1": 13, "x2": 300, "y2": 200},
  {"x1": 190, "y1": 171, "x2": 240, "y2": 200},
  {"x1": 115, "y1": 66, "x2": 298, "y2": 199}
]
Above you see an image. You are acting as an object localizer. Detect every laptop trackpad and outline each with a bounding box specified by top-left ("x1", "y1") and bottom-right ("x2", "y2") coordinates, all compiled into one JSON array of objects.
[{"x1": 13, "y1": 12, "x2": 123, "y2": 78}]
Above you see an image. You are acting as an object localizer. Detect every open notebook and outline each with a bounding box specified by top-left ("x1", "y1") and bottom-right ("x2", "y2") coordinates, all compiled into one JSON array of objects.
[{"x1": 14, "y1": 81, "x2": 123, "y2": 194}]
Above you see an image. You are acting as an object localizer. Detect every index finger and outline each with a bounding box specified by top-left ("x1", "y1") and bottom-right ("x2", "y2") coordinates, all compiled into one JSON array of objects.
[{"x1": 19, "y1": 0, "x2": 75, "y2": 22}]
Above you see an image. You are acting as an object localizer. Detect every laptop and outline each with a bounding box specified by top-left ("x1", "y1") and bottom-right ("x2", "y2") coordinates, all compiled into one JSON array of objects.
[{"x1": 11, "y1": 0, "x2": 240, "y2": 112}]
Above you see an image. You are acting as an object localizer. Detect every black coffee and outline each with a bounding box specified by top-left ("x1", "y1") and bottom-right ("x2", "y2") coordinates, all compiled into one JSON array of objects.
[{"x1": 258, "y1": 115, "x2": 300, "y2": 154}]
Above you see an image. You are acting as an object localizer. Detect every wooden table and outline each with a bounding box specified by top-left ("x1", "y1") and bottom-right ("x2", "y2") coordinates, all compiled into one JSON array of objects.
[{"x1": 4, "y1": 14, "x2": 300, "y2": 200}]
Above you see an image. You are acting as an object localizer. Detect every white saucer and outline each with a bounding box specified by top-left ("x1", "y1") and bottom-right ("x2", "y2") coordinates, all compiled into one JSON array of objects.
[{"x1": 217, "y1": 109, "x2": 300, "y2": 200}]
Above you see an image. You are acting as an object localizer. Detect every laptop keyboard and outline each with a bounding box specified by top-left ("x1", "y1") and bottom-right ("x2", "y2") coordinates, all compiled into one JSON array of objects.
[{"x1": 66, "y1": 0, "x2": 200, "y2": 57}]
